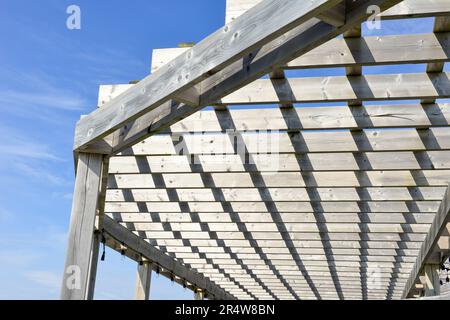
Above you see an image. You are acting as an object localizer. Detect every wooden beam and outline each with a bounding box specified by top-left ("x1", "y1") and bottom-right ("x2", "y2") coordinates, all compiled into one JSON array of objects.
[
  {"x1": 225, "y1": 0, "x2": 450, "y2": 23},
  {"x1": 102, "y1": 215, "x2": 235, "y2": 300},
  {"x1": 61, "y1": 153, "x2": 105, "y2": 300},
  {"x1": 221, "y1": 72, "x2": 450, "y2": 104},
  {"x1": 114, "y1": 127, "x2": 450, "y2": 156},
  {"x1": 289, "y1": 32, "x2": 450, "y2": 69},
  {"x1": 135, "y1": 262, "x2": 152, "y2": 300},
  {"x1": 422, "y1": 264, "x2": 441, "y2": 296},
  {"x1": 109, "y1": 151, "x2": 450, "y2": 174},
  {"x1": 107, "y1": 170, "x2": 450, "y2": 188},
  {"x1": 402, "y1": 183, "x2": 450, "y2": 298},
  {"x1": 105, "y1": 200, "x2": 441, "y2": 214}
]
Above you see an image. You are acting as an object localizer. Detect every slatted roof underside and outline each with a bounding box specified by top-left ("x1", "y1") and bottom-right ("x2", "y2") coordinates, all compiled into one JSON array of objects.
[{"x1": 103, "y1": 0, "x2": 450, "y2": 300}]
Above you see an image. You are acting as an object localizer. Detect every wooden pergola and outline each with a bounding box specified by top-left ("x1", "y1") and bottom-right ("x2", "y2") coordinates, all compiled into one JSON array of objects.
[{"x1": 61, "y1": 0, "x2": 450, "y2": 300}]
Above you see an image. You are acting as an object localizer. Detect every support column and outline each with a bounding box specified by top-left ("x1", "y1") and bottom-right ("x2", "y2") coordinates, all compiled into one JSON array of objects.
[
  {"x1": 86, "y1": 231, "x2": 101, "y2": 300},
  {"x1": 135, "y1": 262, "x2": 152, "y2": 300},
  {"x1": 194, "y1": 289, "x2": 205, "y2": 300},
  {"x1": 423, "y1": 264, "x2": 441, "y2": 297},
  {"x1": 61, "y1": 153, "x2": 105, "y2": 300}
]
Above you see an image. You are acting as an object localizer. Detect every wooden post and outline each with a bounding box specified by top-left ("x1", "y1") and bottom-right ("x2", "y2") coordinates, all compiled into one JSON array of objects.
[
  {"x1": 195, "y1": 290, "x2": 205, "y2": 300},
  {"x1": 61, "y1": 153, "x2": 105, "y2": 300},
  {"x1": 135, "y1": 262, "x2": 152, "y2": 300},
  {"x1": 423, "y1": 264, "x2": 441, "y2": 297},
  {"x1": 86, "y1": 232, "x2": 101, "y2": 300}
]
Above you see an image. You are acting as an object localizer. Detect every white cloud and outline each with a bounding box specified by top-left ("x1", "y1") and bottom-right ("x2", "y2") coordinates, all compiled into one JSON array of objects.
[
  {"x1": 0, "y1": 124, "x2": 63, "y2": 162},
  {"x1": 13, "y1": 162, "x2": 69, "y2": 186},
  {"x1": 0, "y1": 251, "x2": 43, "y2": 267},
  {"x1": 24, "y1": 271, "x2": 60, "y2": 289},
  {"x1": 0, "y1": 90, "x2": 86, "y2": 112}
]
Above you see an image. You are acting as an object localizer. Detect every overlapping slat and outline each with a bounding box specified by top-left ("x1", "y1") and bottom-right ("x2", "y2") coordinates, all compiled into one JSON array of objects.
[{"x1": 99, "y1": 0, "x2": 450, "y2": 300}]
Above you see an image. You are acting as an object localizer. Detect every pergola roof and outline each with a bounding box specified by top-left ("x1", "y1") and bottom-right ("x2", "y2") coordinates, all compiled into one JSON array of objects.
[{"x1": 63, "y1": 0, "x2": 450, "y2": 300}]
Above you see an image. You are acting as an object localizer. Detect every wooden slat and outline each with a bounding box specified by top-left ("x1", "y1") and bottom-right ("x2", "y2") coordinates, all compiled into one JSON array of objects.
[
  {"x1": 108, "y1": 211, "x2": 435, "y2": 224},
  {"x1": 107, "y1": 170, "x2": 450, "y2": 188},
  {"x1": 125, "y1": 221, "x2": 431, "y2": 234},
  {"x1": 148, "y1": 239, "x2": 424, "y2": 250},
  {"x1": 117, "y1": 127, "x2": 450, "y2": 155},
  {"x1": 225, "y1": 0, "x2": 450, "y2": 23},
  {"x1": 105, "y1": 200, "x2": 441, "y2": 213},
  {"x1": 293, "y1": 32, "x2": 450, "y2": 68},
  {"x1": 105, "y1": 186, "x2": 447, "y2": 202},
  {"x1": 221, "y1": 72, "x2": 450, "y2": 104},
  {"x1": 109, "y1": 151, "x2": 450, "y2": 173},
  {"x1": 139, "y1": 230, "x2": 427, "y2": 242}
]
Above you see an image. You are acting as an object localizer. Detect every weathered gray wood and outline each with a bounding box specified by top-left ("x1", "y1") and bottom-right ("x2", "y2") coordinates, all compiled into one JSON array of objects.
[
  {"x1": 105, "y1": 186, "x2": 447, "y2": 202},
  {"x1": 109, "y1": 151, "x2": 450, "y2": 173},
  {"x1": 139, "y1": 230, "x2": 427, "y2": 242},
  {"x1": 125, "y1": 221, "x2": 431, "y2": 234},
  {"x1": 135, "y1": 262, "x2": 152, "y2": 300},
  {"x1": 107, "y1": 170, "x2": 450, "y2": 188},
  {"x1": 86, "y1": 232, "x2": 100, "y2": 300},
  {"x1": 61, "y1": 153, "x2": 104, "y2": 300},
  {"x1": 225, "y1": 0, "x2": 450, "y2": 23},
  {"x1": 194, "y1": 290, "x2": 205, "y2": 300},
  {"x1": 422, "y1": 264, "x2": 441, "y2": 296},
  {"x1": 115, "y1": 127, "x2": 450, "y2": 156},
  {"x1": 102, "y1": 215, "x2": 235, "y2": 300},
  {"x1": 109, "y1": 212, "x2": 435, "y2": 225},
  {"x1": 402, "y1": 184, "x2": 450, "y2": 298},
  {"x1": 74, "y1": 0, "x2": 345, "y2": 152},
  {"x1": 290, "y1": 32, "x2": 450, "y2": 69},
  {"x1": 95, "y1": 88, "x2": 450, "y2": 131},
  {"x1": 75, "y1": 0, "x2": 402, "y2": 155},
  {"x1": 221, "y1": 72, "x2": 450, "y2": 104}
]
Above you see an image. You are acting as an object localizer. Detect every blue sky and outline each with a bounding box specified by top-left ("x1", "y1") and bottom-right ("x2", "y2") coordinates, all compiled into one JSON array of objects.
[
  {"x1": 0, "y1": 0, "x2": 441, "y2": 300},
  {"x1": 0, "y1": 0, "x2": 226, "y2": 300}
]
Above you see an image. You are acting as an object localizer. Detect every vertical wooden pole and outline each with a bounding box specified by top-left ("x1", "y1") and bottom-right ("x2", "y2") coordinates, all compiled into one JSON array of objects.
[
  {"x1": 135, "y1": 262, "x2": 152, "y2": 300},
  {"x1": 194, "y1": 290, "x2": 205, "y2": 300},
  {"x1": 61, "y1": 153, "x2": 105, "y2": 300},
  {"x1": 423, "y1": 264, "x2": 441, "y2": 297},
  {"x1": 86, "y1": 232, "x2": 101, "y2": 300}
]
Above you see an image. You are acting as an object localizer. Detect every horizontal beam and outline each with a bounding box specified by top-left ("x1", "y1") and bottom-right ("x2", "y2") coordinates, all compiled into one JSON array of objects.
[
  {"x1": 124, "y1": 221, "x2": 431, "y2": 234},
  {"x1": 87, "y1": 102, "x2": 449, "y2": 133},
  {"x1": 145, "y1": 239, "x2": 424, "y2": 249},
  {"x1": 287, "y1": 33, "x2": 450, "y2": 69},
  {"x1": 116, "y1": 127, "x2": 450, "y2": 155},
  {"x1": 137, "y1": 230, "x2": 428, "y2": 242},
  {"x1": 102, "y1": 216, "x2": 235, "y2": 299},
  {"x1": 222, "y1": 72, "x2": 450, "y2": 104},
  {"x1": 105, "y1": 200, "x2": 441, "y2": 213},
  {"x1": 109, "y1": 151, "x2": 450, "y2": 173},
  {"x1": 225, "y1": 0, "x2": 450, "y2": 23},
  {"x1": 107, "y1": 170, "x2": 450, "y2": 188},
  {"x1": 108, "y1": 212, "x2": 435, "y2": 224},
  {"x1": 105, "y1": 186, "x2": 447, "y2": 202}
]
